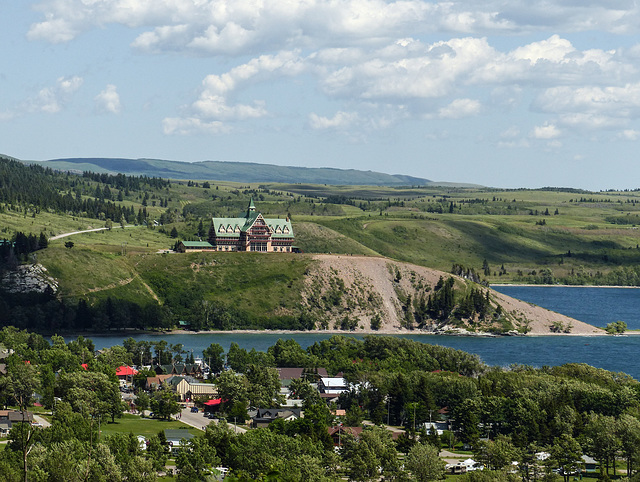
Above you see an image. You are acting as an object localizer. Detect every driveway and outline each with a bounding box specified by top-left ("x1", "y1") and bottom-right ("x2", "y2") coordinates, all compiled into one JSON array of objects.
[
  {"x1": 176, "y1": 407, "x2": 246, "y2": 434},
  {"x1": 33, "y1": 414, "x2": 51, "y2": 428}
]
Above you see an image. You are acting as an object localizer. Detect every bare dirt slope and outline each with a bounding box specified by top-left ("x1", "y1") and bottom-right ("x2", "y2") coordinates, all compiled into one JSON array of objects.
[{"x1": 306, "y1": 255, "x2": 602, "y2": 335}]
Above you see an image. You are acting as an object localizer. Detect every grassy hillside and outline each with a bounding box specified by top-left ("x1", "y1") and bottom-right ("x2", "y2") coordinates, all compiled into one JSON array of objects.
[
  {"x1": 4, "y1": 156, "x2": 640, "y2": 333},
  {"x1": 5, "y1": 160, "x2": 640, "y2": 288},
  {"x1": 27, "y1": 157, "x2": 432, "y2": 186}
]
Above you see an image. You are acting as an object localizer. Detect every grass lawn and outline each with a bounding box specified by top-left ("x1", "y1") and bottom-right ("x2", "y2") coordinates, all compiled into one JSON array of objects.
[{"x1": 98, "y1": 414, "x2": 201, "y2": 438}]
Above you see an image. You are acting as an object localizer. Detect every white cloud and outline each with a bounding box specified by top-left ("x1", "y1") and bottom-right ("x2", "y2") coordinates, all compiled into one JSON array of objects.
[
  {"x1": 95, "y1": 84, "x2": 121, "y2": 114},
  {"x1": 26, "y1": 0, "x2": 640, "y2": 53},
  {"x1": 510, "y1": 35, "x2": 575, "y2": 64},
  {"x1": 309, "y1": 111, "x2": 359, "y2": 129},
  {"x1": 535, "y1": 84, "x2": 640, "y2": 117},
  {"x1": 28, "y1": 76, "x2": 83, "y2": 114},
  {"x1": 27, "y1": 17, "x2": 77, "y2": 43},
  {"x1": 0, "y1": 75, "x2": 83, "y2": 122},
  {"x1": 157, "y1": 31, "x2": 640, "y2": 136},
  {"x1": 619, "y1": 129, "x2": 640, "y2": 140},
  {"x1": 531, "y1": 84, "x2": 640, "y2": 131},
  {"x1": 28, "y1": 0, "x2": 517, "y2": 51},
  {"x1": 163, "y1": 51, "x2": 309, "y2": 134},
  {"x1": 438, "y1": 98, "x2": 481, "y2": 118},
  {"x1": 319, "y1": 37, "x2": 496, "y2": 101},
  {"x1": 531, "y1": 123, "x2": 562, "y2": 139}
]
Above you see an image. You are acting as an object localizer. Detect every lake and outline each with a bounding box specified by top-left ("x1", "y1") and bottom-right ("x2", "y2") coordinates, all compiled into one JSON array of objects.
[
  {"x1": 492, "y1": 285, "x2": 640, "y2": 330},
  {"x1": 83, "y1": 286, "x2": 640, "y2": 379}
]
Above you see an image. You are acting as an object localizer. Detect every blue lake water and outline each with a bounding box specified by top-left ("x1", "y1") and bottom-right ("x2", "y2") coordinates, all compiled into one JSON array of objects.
[
  {"x1": 82, "y1": 286, "x2": 640, "y2": 379},
  {"x1": 492, "y1": 285, "x2": 640, "y2": 330}
]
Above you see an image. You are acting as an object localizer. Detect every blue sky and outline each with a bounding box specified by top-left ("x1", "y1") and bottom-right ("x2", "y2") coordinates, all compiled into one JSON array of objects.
[{"x1": 3, "y1": 1, "x2": 640, "y2": 190}]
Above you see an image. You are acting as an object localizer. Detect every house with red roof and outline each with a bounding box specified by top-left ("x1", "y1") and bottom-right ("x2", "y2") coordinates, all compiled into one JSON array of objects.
[{"x1": 116, "y1": 365, "x2": 138, "y2": 382}]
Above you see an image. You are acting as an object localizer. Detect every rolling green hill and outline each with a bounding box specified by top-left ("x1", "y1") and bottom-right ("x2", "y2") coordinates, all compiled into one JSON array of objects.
[
  {"x1": 24, "y1": 157, "x2": 434, "y2": 186},
  {"x1": 2, "y1": 154, "x2": 640, "y2": 333}
]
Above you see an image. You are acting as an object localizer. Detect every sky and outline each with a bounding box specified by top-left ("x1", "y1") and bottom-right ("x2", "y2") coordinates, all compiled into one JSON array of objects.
[{"x1": 3, "y1": 1, "x2": 640, "y2": 190}]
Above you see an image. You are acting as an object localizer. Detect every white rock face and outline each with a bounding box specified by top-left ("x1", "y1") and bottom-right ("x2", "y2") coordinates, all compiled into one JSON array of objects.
[{"x1": 2, "y1": 264, "x2": 58, "y2": 294}]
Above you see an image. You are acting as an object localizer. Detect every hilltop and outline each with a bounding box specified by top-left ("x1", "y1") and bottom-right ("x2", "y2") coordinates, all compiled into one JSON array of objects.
[
  {"x1": 24, "y1": 157, "x2": 436, "y2": 186},
  {"x1": 3, "y1": 242, "x2": 599, "y2": 335}
]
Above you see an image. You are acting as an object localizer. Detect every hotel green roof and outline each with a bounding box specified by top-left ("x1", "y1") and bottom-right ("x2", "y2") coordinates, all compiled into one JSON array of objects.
[
  {"x1": 211, "y1": 199, "x2": 293, "y2": 238},
  {"x1": 181, "y1": 241, "x2": 213, "y2": 247}
]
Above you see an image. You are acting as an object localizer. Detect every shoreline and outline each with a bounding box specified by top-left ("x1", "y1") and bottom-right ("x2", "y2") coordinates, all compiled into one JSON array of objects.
[
  {"x1": 491, "y1": 284, "x2": 640, "y2": 289},
  {"x1": 54, "y1": 327, "x2": 640, "y2": 338}
]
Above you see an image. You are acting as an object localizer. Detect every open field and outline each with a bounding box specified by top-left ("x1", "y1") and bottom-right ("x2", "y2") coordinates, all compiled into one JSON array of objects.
[{"x1": 98, "y1": 414, "x2": 200, "y2": 438}]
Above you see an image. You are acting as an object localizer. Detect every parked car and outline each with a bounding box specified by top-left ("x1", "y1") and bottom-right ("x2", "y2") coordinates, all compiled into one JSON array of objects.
[{"x1": 190, "y1": 407, "x2": 199, "y2": 413}]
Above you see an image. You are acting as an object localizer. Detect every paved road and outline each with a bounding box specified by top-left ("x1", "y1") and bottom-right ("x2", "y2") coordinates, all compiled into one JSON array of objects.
[{"x1": 175, "y1": 407, "x2": 246, "y2": 434}]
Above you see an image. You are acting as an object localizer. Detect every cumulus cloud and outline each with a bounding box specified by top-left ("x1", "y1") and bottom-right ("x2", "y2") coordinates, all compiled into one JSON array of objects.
[
  {"x1": 308, "y1": 111, "x2": 359, "y2": 130},
  {"x1": 618, "y1": 129, "x2": 640, "y2": 140},
  {"x1": 0, "y1": 75, "x2": 83, "y2": 122},
  {"x1": 95, "y1": 84, "x2": 121, "y2": 114},
  {"x1": 25, "y1": 76, "x2": 83, "y2": 114},
  {"x1": 27, "y1": 0, "x2": 515, "y2": 51},
  {"x1": 157, "y1": 32, "x2": 640, "y2": 136},
  {"x1": 27, "y1": 0, "x2": 640, "y2": 53},
  {"x1": 438, "y1": 98, "x2": 481, "y2": 118},
  {"x1": 163, "y1": 51, "x2": 306, "y2": 134},
  {"x1": 530, "y1": 83, "x2": 640, "y2": 131},
  {"x1": 24, "y1": 0, "x2": 640, "y2": 142},
  {"x1": 531, "y1": 123, "x2": 562, "y2": 139},
  {"x1": 535, "y1": 84, "x2": 640, "y2": 116}
]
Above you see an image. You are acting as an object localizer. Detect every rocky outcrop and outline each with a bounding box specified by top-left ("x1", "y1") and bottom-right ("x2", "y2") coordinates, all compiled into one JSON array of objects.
[
  {"x1": 303, "y1": 255, "x2": 603, "y2": 335},
  {"x1": 1, "y1": 264, "x2": 59, "y2": 295}
]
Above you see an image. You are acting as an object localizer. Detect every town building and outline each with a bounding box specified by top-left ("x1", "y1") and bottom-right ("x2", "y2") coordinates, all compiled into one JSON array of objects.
[
  {"x1": 0, "y1": 410, "x2": 34, "y2": 437},
  {"x1": 175, "y1": 241, "x2": 214, "y2": 253},
  {"x1": 208, "y1": 199, "x2": 295, "y2": 252}
]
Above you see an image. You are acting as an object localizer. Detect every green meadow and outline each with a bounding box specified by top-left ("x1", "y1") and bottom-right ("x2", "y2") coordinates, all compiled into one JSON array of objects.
[{"x1": 5, "y1": 164, "x2": 640, "y2": 312}]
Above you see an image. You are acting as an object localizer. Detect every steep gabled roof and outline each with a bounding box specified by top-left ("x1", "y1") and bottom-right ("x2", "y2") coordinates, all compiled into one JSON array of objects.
[{"x1": 211, "y1": 199, "x2": 294, "y2": 239}]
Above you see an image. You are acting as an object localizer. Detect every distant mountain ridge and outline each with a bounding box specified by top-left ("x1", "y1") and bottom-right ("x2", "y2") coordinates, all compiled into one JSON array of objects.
[{"x1": 27, "y1": 157, "x2": 433, "y2": 186}]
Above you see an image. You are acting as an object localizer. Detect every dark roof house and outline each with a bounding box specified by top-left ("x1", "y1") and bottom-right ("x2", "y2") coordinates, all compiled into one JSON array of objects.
[{"x1": 250, "y1": 408, "x2": 302, "y2": 428}]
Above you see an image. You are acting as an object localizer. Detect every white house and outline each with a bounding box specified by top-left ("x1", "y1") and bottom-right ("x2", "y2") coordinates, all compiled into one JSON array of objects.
[{"x1": 318, "y1": 377, "x2": 348, "y2": 395}]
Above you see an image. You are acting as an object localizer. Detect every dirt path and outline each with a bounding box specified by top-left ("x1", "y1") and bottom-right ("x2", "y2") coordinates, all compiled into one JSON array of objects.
[
  {"x1": 50, "y1": 227, "x2": 109, "y2": 240},
  {"x1": 137, "y1": 274, "x2": 162, "y2": 304},
  {"x1": 85, "y1": 277, "x2": 135, "y2": 293},
  {"x1": 49, "y1": 225, "x2": 137, "y2": 240}
]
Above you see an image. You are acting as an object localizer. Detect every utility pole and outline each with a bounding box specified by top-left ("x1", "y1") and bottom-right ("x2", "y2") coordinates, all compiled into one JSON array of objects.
[
  {"x1": 387, "y1": 397, "x2": 390, "y2": 426},
  {"x1": 413, "y1": 403, "x2": 416, "y2": 433}
]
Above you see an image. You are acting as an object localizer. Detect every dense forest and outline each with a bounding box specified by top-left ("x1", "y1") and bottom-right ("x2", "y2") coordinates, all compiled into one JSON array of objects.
[
  {"x1": 2, "y1": 329, "x2": 640, "y2": 480},
  {"x1": 0, "y1": 156, "x2": 165, "y2": 226}
]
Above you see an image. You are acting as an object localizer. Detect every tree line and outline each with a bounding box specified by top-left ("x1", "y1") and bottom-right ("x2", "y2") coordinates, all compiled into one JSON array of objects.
[{"x1": 3, "y1": 329, "x2": 640, "y2": 480}]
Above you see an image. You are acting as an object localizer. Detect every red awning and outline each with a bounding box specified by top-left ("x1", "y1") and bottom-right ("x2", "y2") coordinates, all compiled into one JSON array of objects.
[
  {"x1": 203, "y1": 398, "x2": 223, "y2": 406},
  {"x1": 116, "y1": 366, "x2": 138, "y2": 376}
]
